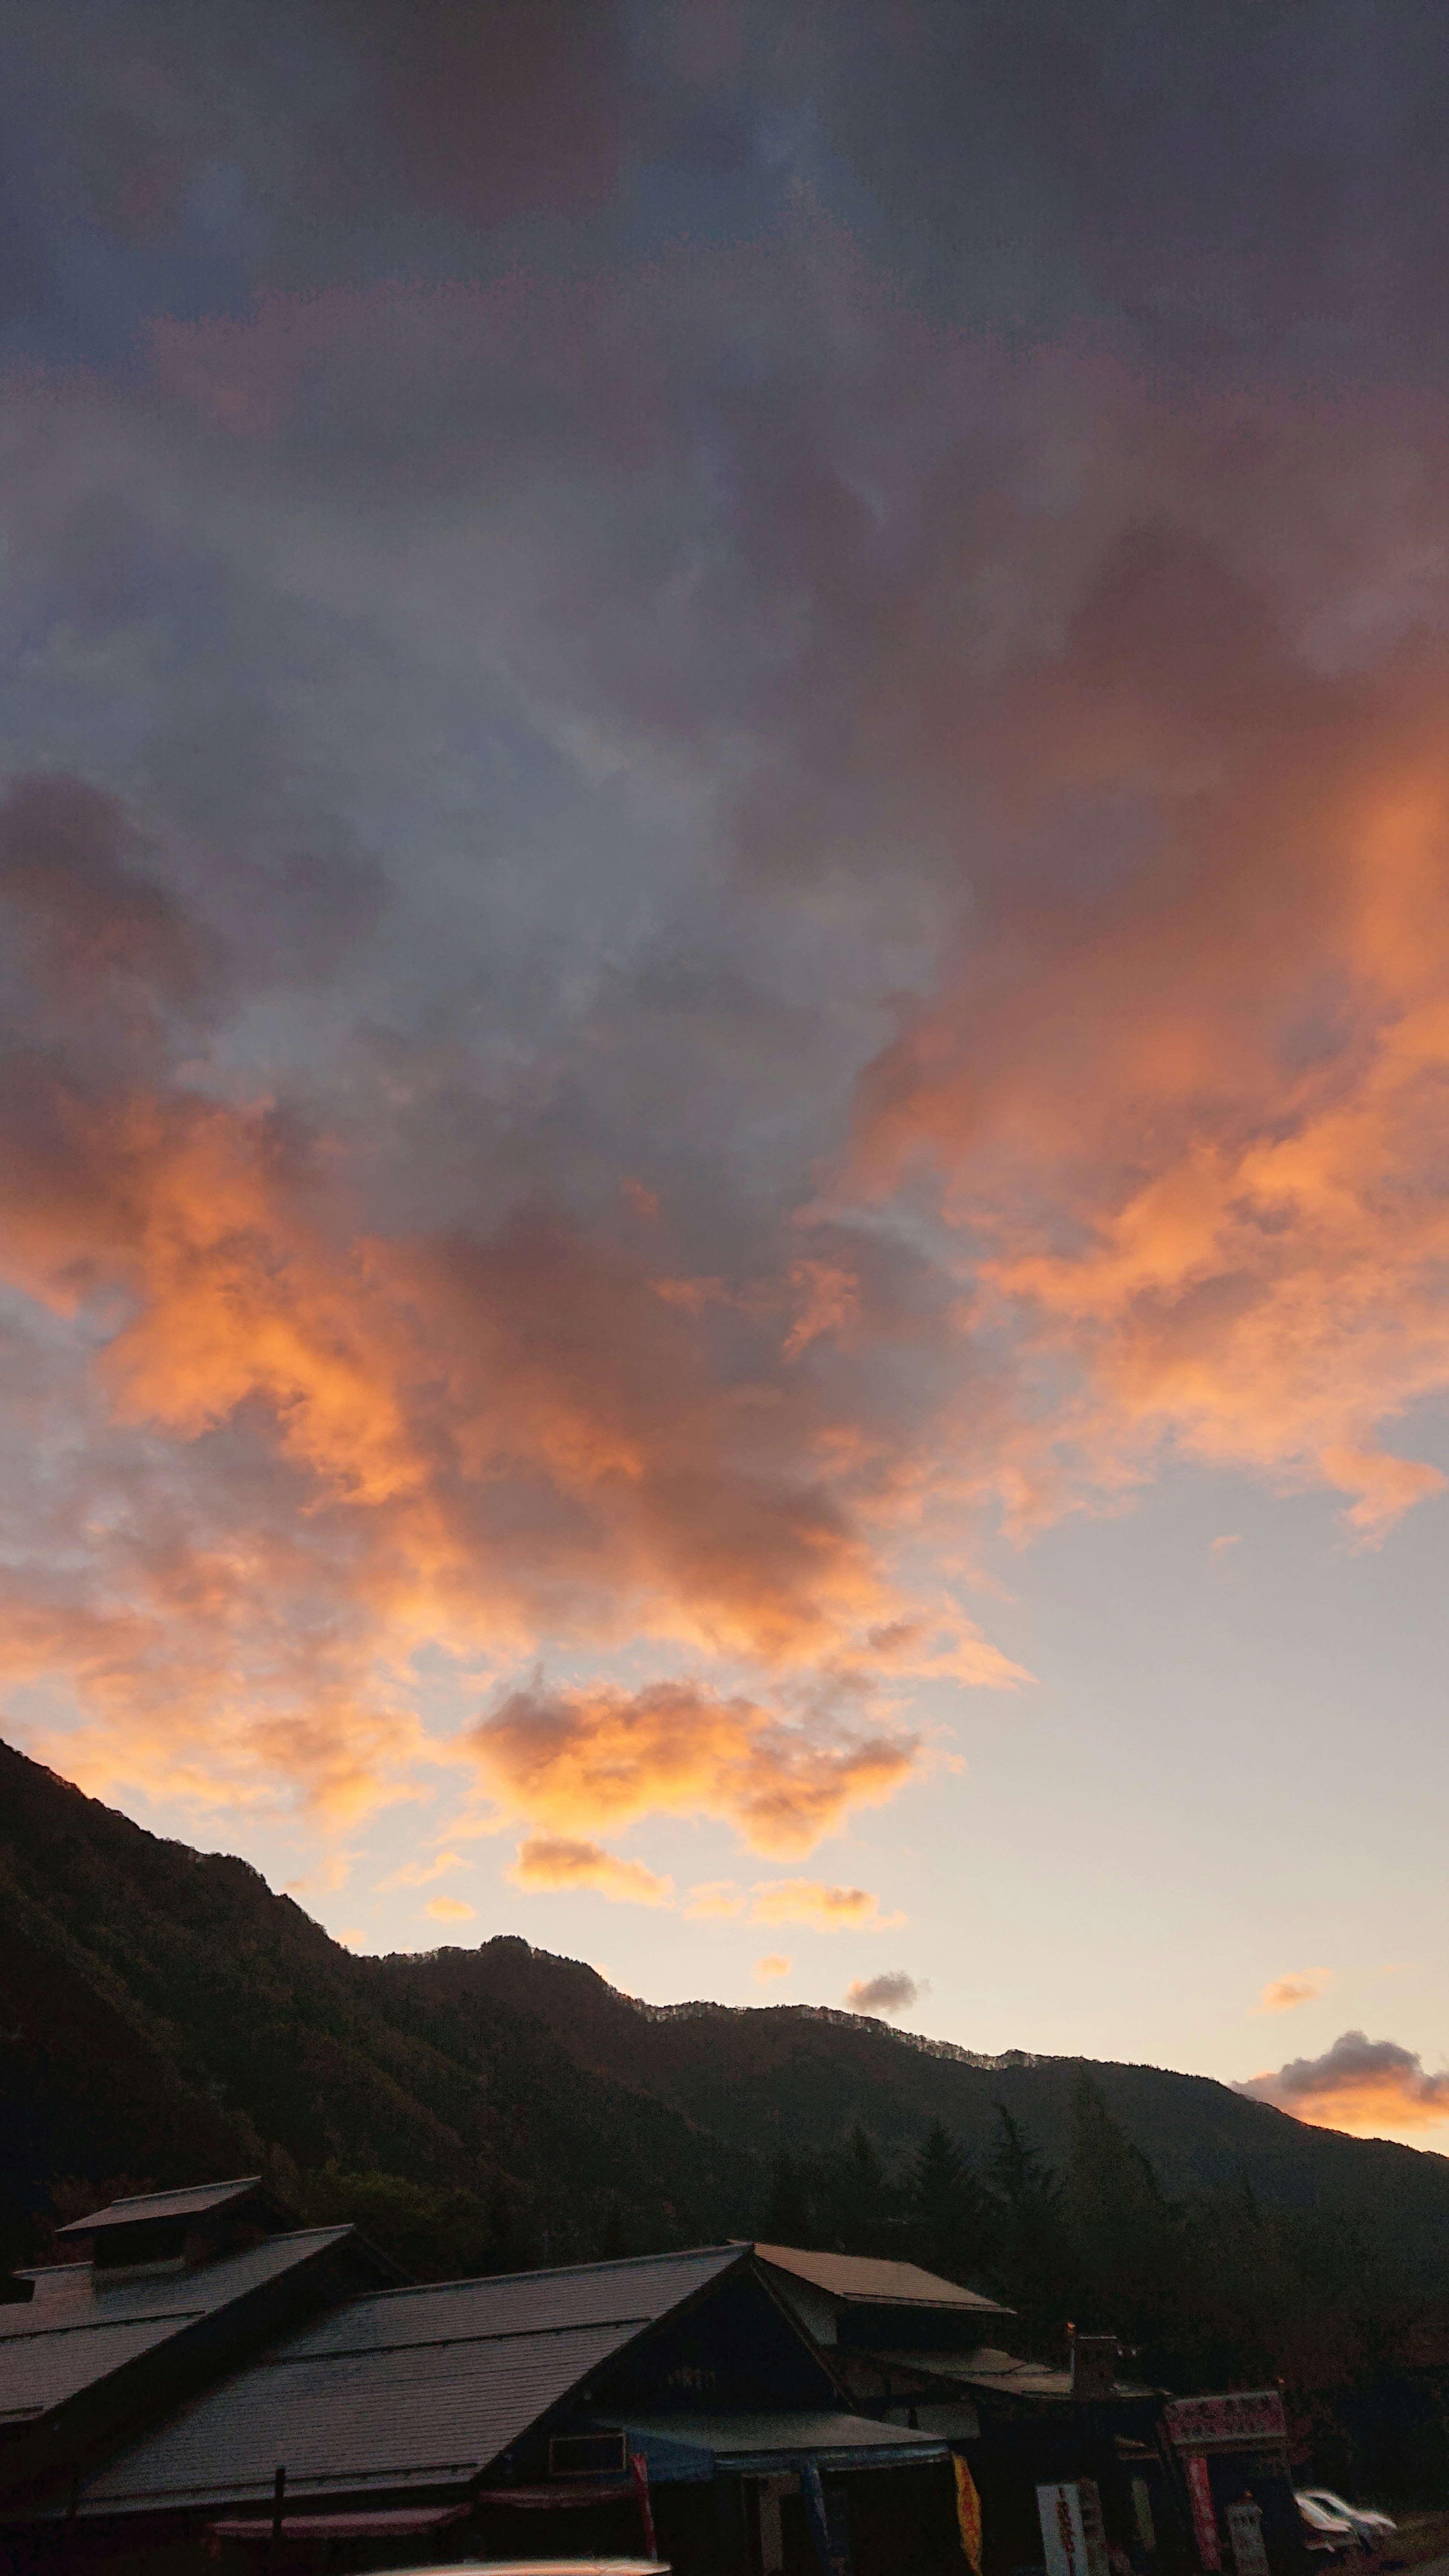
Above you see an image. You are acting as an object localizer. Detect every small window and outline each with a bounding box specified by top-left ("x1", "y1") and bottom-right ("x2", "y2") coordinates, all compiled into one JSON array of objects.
[{"x1": 550, "y1": 2432, "x2": 628, "y2": 2479}]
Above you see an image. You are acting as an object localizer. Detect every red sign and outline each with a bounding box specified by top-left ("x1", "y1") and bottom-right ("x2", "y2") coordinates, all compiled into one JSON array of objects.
[
  {"x1": 1183, "y1": 2456, "x2": 1220, "y2": 2573},
  {"x1": 1164, "y1": 2391, "x2": 1286, "y2": 2451}
]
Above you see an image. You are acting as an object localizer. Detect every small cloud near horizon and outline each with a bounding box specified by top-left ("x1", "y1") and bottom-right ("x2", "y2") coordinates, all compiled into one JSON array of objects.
[
  {"x1": 378, "y1": 1849, "x2": 468, "y2": 1892},
  {"x1": 509, "y1": 1834, "x2": 674, "y2": 1906},
  {"x1": 755, "y1": 1953, "x2": 791, "y2": 1982},
  {"x1": 845, "y1": 1970, "x2": 924, "y2": 2018},
  {"x1": 1237, "y1": 2029, "x2": 1449, "y2": 2133},
  {"x1": 751, "y1": 1880, "x2": 904, "y2": 1932},
  {"x1": 425, "y1": 1895, "x2": 475, "y2": 1921},
  {"x1": 1258, "y1": 1969, "x2": 1331, "y2": 2013}
]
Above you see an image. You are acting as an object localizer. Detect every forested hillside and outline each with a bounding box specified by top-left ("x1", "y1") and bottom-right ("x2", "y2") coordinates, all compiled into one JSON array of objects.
[{"x1": 6, "y1": 1732, "x2": 1449, "y2": 2498}]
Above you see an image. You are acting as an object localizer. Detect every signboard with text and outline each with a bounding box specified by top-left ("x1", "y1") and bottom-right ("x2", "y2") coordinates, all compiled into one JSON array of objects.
[
  {"x1": 1038, "y1": 2479, "x2": 1109, "y2": 2576},
  {"x1": 1226, "y1": 2500, "x2": 1272, "y2": 2576},
  {"x1": 1164, "y1": 2391, "x2": 1286, "y2": 2452}
]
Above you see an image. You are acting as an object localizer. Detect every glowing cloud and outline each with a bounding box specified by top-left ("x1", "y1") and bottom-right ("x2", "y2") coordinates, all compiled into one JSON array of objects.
[
  {"x1": 750, "y1": 1879, "x2": 904, "y2": 1932},
  {"x1": 15, "y1": 6, "x2": 1449, "y2": 1956},
  {"x1": 1237, "y1": 2030, "x2": 1449, "y2": 2133},
  {"x1": 472, "y1": 1680, "x2": 920, "y2": 1858},
  {"x1": 685, "y1": 1882, "x2": 749, "y2": 1920},
  {"x1": 377, "y1": 1851, "x2": 468, "y2": 1892},
  {"x1": 755, "y1": 1953, "x2": 791, "y2": 1982},
  {"x1": 508, "y1": 1835, "x2": 674, "y2": 1907},
  {"x1": 425, "y1": 1895, "x2": 475, "y2": 1922},
  {"x1": 1258, "y1": 1970, "x2": 1331, "y2": 2014}
]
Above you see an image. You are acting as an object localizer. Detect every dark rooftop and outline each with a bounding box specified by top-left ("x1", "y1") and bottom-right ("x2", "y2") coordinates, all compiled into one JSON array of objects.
[
  {"x1": 54, "y1": 2179, "x2": 272, "y2": 2238},
  {"x1": 874, "y1": 2345, "x2": 1155, "y2": 2402},
  {"x1": 64, "y1": 2245, "x2": 749, "y2": 2518},
  {"x1": 0, "y1": 2228, "x2": 356, "y2": 2430},
  {"x1": 752, "y1": 2245, "x2": 1010, "y2": 2315}
]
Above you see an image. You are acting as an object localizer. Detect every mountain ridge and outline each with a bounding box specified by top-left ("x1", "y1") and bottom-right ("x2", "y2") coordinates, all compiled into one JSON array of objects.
[{"x1": 5, "y1": 1734, "x2": 1449, "y2": 2295}]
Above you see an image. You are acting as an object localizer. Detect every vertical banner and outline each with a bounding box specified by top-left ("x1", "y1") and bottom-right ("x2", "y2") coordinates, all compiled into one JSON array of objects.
[
  {"x1": 1038, "y1": 2480, "x2": 1109, "y2": 2576},
  {"x1": 1131, "y1": 2475, "x2": 1157, "y2": 2559},
  {"x1": 954, "y1": 2455, "x2": 984, "y2": 2576},
  {"x1": 630, "y1": 2450, "x2": 658, "y2": 2561},
  {"x1": 1225, "y1": 2502, "x2": 1270, "y2": 2576},
  {"x1": 1183, "y1": 2458, "x2": 1221, "y2": 2573}
]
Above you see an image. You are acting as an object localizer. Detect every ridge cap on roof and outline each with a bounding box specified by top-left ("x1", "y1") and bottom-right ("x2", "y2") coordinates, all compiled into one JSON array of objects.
[
  {"x1": 348, "y1": 2241, "x2": 743, "y2": 2301},
  {"x1": 12, "y1": 2221, "x2": 358, "y2": 2285},
  {"x1": 54, "y1": 2178, "x2": 266, "y2": 2235}
]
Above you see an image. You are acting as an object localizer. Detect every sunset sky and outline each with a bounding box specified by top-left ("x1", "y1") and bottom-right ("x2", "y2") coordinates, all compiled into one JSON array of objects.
[{"x1": 5, "y1": 2, "x2": 1449, "y2": 2150}]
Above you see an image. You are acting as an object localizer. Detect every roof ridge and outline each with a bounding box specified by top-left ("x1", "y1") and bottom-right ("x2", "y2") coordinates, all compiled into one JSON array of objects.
[{"x1": 349, "y1": 2242, "x2": 742, "y2": 2301}]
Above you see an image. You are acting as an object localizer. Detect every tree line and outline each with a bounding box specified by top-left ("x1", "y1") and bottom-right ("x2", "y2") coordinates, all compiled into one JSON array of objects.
[{"x1": 758, "y1": 2076, "x2": 1449, "y2": 2504}]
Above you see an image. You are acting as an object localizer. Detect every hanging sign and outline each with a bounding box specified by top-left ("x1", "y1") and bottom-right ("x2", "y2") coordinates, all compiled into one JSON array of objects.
[{"x1": 1037, "y1": 2479, "x2": 1109, "y2": 2576}]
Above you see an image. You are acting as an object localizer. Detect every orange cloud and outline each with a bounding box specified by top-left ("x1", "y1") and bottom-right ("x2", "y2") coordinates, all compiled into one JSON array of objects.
[
  {"x1": 749, "y1": 1878, "x2": 904, "y2": 1931},
  {"x1": 508, "y1": 1834, "x2": 674, "y2": 1906},
  {"x1": 425, "y1": 1895, "x2": 475, "y2": 1921},
  {"x1": 377, "y1": 1850, "x2": 468, "y2": 1892},
  {"x1": 755, "y1": 1953, "x2": 791, "y2": 1982},
  {"x1": 1258, "y1": 1970, "x2": 1330, "y2": 2014},
  {"x1": 0, "y1": 782, "x2": 1037, "y2": 1849},
  {"x1": 784, "y1": 1260, "x2": 861, "y2": 1359},
  {"x1": 849, "y1": 545, "x2": 1449, "y2": 1541},
  {"x1": 1237, "y1": 2030, "x2": 1449, "y2": 2134},
  {"x1": 686, "y1": 1881, "x2": 749, "y2": 1919},
  {"x1": 472, "y1": 1679, "x2": 920, "y2": 1858}
]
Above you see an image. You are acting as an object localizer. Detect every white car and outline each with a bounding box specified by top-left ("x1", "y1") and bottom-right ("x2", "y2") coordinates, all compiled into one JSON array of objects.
[
  {"x1": 1296, "y1": 2494, "x2": 1361, "y2": 2554},
  {"x1": 1298, "y1": 2491, "x2": 1398, "y2": 2553}
]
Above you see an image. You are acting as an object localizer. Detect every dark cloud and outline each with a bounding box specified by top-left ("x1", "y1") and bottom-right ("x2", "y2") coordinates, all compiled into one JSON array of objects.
[
  {"x1": 0, "y1": 775, "x2": 214, "y2": 1009},
  {"x1": 844, "y1": 1970, "x2": 920, "y2": 2018}
]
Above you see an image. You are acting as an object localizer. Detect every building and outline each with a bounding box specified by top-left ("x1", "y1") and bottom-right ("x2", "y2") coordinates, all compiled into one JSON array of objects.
[
  {"x1": 752, "y1": 2245, "x2": 1190, "y2": 2576},
  {"x1": 0, "y1": 2179, "x2": 394, "y2": 2524},
  {"x1": 3, "y1": 2204, "x2": 961, "y2": 2576}
]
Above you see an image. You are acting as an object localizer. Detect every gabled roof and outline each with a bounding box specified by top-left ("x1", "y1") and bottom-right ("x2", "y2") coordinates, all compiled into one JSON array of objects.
[
  {"x1": 67, "y1": 2245, "x2": 749, "y2": 2518},
  {"x1": 0, "y1": 2229, "x2": 357, "y2": 2431},
  {"x1": 752, "y1": 2244, "x2": 1010, "y2": 2315},
  {"x1": 54, "y1": 2179, "x2": 270, "y2": 2238}
]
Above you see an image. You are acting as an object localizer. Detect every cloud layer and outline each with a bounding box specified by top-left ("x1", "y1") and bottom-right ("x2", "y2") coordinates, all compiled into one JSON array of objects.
[
  {"x1": 1238, "y1": 2031, "x2": 1449, "y2": 2133},
  {"x1": 5, "y1": 2, "x2": 1449, "y2": 1911}
]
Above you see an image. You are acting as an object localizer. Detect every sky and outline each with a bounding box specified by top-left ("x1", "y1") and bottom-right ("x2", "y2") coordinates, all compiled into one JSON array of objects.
[{"x1": 4, "y1": 0, "x2": 1449, "y2": 2153}]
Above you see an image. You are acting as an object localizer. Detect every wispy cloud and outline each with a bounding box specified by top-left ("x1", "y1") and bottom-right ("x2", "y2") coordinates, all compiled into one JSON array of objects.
[
  {"x1": 751, "y1": 1879, "x2": 905, "y2": 1932},
  {"x1": 508, "y1": 1835, "x2": 674, "y2": 1907},
  {"x1": 1257, "y1": 1969, "x2": 1331, "y2": 2014},
  {"x1": 377, "y1": 1849, "x2": 468, "y2": 1892},
  {"x1": 425, "y1": 1895, "x2": 475, "y2": 1922},
  {"x1": 755, "y1": 1953, "x2": 791, "y2": 1982},
  {"x1": 683, "y1": 1877, "x2": 902, "y2": 1930}
]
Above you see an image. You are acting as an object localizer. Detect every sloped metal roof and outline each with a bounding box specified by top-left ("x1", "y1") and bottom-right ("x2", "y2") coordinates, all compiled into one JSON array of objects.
[
  {"x1": 53, "y1": 2179, "x2": 265, "y2": 2237},
  {"x1": 874, "y1": 2346, "x2": 1154, "y2": 2402},
  {"x1": 618, "y1": 2410, "x2": 949, "y2": 2465},
  {"x1": 752, "y1": 2245, "x2": 1009, "y2": 2314},
  {"x1": 72, "y1": 2245, "x2": 746, "y2": 2517},
  {"x1": 0, "y1": 2228, "x2": 354, "y2": 2425}
]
